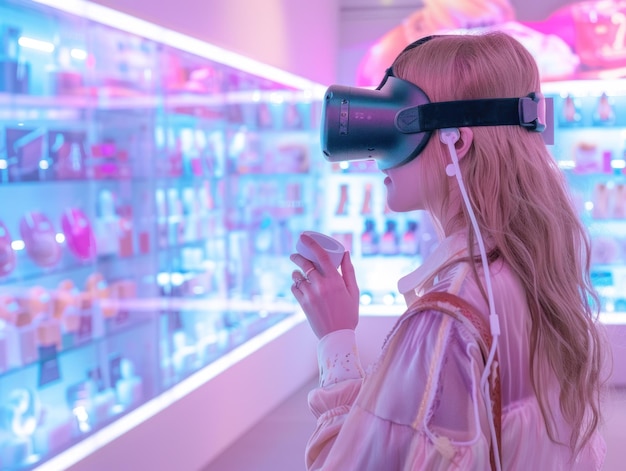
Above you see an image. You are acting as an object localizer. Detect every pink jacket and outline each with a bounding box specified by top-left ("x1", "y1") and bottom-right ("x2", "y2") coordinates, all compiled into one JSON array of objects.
[{"x1": 306, "y1": 233, "x2": 606, "y2": 470}]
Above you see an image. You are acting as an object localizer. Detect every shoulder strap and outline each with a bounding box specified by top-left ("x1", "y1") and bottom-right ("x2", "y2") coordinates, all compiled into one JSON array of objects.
[{"x1": 408, "y1": 291, "x2": 502, "y2": 471}]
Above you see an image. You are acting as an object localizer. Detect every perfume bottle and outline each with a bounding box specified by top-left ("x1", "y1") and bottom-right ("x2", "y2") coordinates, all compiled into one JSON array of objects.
[
  {"x1": 114, "y1": 358, "x2": 143, "y2": 409},
  {"x1": 379, "y1": 220, "x2": 399, "y2": 255},
  {"x1": 53, "y1": 280, "x2": 80, "y2": 348},
  {"x1": 336, "y1": 183, "x2": 349, "y2": 216},
  {"x1": 400, "y1": 220, "x2": 420, "y2": 256},
  {"x1": 0, "y1": 220, "x2": 16, "y2": 277},
  {"x1": 0, "y1": 295, "x2": 23, "y2": 369},
  {"x1": 361, "y1": 182, "x2": 373, "y2": 215},
  {"x1": 95, "y1": 190, "x2": 119, "y2": 256},
  {"x1": 361, "y1": 219, "x2": 379, "y2": 256}
]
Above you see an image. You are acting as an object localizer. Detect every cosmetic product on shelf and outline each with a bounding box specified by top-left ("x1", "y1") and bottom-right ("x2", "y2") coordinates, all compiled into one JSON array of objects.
[
  {"x1": 66, "y1": 381, "x2": 95, "y2": 434},
  {"x1": 34, "y1": 302, "x2": 61, "y2": 353},
  {"x1": 0, "y1": 25, "x2": 30, "y2": 94},
  {"x1": 53, "y1": 280, "x2": 80, "y2": 348},
  {"x1": 1, "y1": 389, "x2": 40, "y2": 467},
  {"x1": 361, "y1": 219, "x2": 379, "y2": 256},
  {"x1": 4, "y1": 127, "x2": 52, "y2": 182},
  {"x1": 171, "y1": 330, "x2": 198, "y2": 378},
  {"x1": 12, "y1": 289, "x2": 43, "y2": 366},
  {"x1": 182, "y1": 187, "x2": 200, "y2": 242},
  {"x1": 61, "y1": 207, "x2": 97, "y2": 262},
  {"x1": 95, "y1": 190, "x2": 119, "y2": 256},
  {"x1": 2, "y1": 302, "x2": 37, "y2": 367},
  {"x1": 614, "y1": 183, "x2": 626, "y2": 219},
  {"x1": 400, "y1": 220, "x2": 420, "y2": 256},
  {"x1": 86, "y1": 273, "x2": 117, "y2": 328},
  {"x1": 19, "y1": 211, "x2": 62, "y2": 268},
  {"x1": 167, "y1": 188, "x2": 184, "y2": 245},
  {"x1": 113, "y1": 358, "x2": 143, "y2": 409},
  {"x1": 0, "y1": 294, "x2": 22, "y2": 370},
  {"x1": 574, "y1": 142, "x2": 601, "y2": 174},
  {"x1": 335, "y1": 183, "x2": 349, "y2": 216},
  {"x1": 592, "y1": 182, "x2": 611, "y2": 219},
  {"x1": 379, "y1": 219, "x2": 399, "y2": 255},
  {"x1": 0, "y1": 320, "x2": 8, "y2": 373},
  {"x1": 48, "y1": 130, "x2": 87, "y2": 180},
  {"x1": 0, "y1": 219, "x2": 16, "y2": 277},
  {"x1": 116, "y1": 203, "x2": 134, "y2": 258},
  {"x1": 361, "y1": 182, "x2": 373, "y2": 215},
  {"x1": 83, "y1": 368, "x2": 117, "y2": 423}
]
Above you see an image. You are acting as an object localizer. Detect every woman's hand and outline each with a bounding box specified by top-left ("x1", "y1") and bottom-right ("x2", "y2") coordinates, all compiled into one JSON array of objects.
[{"x1": 290, "y1": 234, "x2": 360, "y2": 339}]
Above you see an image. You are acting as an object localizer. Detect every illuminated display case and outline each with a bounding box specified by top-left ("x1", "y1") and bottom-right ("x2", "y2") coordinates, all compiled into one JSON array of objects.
[
  {"x1": 320, "y1": 79, "x2": 626, "y2": 318},
  {"x1": 543, "y1": 79, "x2": 626, "y2": 318},
  {"x1": 0, "y1": 0, "x2": 323, "y2": 469}
]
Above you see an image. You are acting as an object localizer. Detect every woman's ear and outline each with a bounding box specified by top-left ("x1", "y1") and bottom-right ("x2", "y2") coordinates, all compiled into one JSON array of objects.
[{"x1": 454, "y1": 127, "x2": 474, "y2": 160}]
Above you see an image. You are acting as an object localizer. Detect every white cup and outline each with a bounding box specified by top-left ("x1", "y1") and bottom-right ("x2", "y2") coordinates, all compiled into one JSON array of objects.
[{"x1": 296, "y1": 231, "x2": 345, "y2": 269}]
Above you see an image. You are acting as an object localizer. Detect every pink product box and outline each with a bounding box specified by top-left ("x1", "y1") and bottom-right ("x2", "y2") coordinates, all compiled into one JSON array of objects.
[
  {"x1": 4, "y1": 127, "x2": 52, "y2": 183},
  {"x1": 88, "y1": 143, "x2": 132, "y2": 180},
  {"x1": 48, "y1": 130, "x2": 87, "y2": 180}
]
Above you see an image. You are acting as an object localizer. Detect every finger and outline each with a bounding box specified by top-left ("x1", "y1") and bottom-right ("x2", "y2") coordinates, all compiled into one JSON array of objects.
[
  {"x1": 340, "y1": 251, "x2": 359, "y2": 296},
  {"x1": 300, "y1": 234, "x2": 334, "y2": 273},
  {"x1": 291, "y1": 282, "x2": 305, "y2": 302},
  {"x1": 290, "y1": 252, "x2": 315, "y2": 271}
]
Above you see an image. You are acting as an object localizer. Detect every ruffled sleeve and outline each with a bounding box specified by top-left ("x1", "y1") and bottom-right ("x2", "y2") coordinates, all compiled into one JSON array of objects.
[{"x1": 305, "y1": 311, "x2": 493, "y2": 471}]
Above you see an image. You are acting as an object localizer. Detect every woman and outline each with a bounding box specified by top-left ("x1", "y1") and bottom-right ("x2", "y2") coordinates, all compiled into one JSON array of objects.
[{"x1": 290, "y1": 32, "x2": 608, "y2": 470}]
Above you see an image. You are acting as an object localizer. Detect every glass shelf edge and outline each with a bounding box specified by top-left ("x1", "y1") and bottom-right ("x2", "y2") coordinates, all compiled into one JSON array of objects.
[{"x1": 30, "y1": 310, "x2": 306, "y2": 471}]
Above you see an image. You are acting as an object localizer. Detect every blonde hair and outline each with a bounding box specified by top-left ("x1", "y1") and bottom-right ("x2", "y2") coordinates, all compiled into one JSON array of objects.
[{"x1": 392, "y1": 32, "x2": 608, "y2": 454}]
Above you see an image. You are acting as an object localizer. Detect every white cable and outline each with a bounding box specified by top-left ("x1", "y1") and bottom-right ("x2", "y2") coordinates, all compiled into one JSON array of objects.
[{"x1": 440, "y1": 128, "x2": 501, "y2": 471}]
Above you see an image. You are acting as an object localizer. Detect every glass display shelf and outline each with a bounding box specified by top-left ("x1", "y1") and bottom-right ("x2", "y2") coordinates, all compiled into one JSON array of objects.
[{"x1": 0, "y1": 0, "x2": 325, "y2": 469}]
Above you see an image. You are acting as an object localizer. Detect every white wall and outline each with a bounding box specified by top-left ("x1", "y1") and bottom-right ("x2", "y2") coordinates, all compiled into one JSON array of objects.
[{"x1": 91, "y1": 0, "x2": 340, "y2": 86}]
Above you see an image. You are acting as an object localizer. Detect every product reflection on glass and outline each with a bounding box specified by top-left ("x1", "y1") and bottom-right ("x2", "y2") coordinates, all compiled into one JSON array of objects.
[{"x1": 1, "y1": 389, "x2": 41, "y2": 466}]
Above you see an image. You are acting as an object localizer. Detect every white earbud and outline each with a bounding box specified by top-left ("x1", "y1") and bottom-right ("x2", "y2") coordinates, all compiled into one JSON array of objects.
[
  {"x1": 439, "y1": 127, "x2": 460, "y2": 145},
  {"x1": 441, "y1": 128, "x2": 460, "y2": 176}
]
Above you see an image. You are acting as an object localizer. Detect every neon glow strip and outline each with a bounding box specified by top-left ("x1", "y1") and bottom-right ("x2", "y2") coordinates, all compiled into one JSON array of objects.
[
  {"x1": 542, "y1": 79, "x2": 626, "y2": 97},
  {"x1": 32, "y1": 312, "x2": 306, "y2": 471},
  {"x1": 18, "y1": 36, "x2": 54, "y2": 52},
  {"x1": 611, "y1": 159, "x2": 626, "y2": 169},
  {"x1": 31, "y1": 0, "x2": 326, "y2": 95},
  {"x1": 70, "y1": 48, "x2": 87, "y2": 60}
]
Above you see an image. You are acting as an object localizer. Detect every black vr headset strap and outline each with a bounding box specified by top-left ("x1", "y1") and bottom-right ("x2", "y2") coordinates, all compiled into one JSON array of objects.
[{"x1": 396, "y1": 96, "x2": 545, "y2": 134}]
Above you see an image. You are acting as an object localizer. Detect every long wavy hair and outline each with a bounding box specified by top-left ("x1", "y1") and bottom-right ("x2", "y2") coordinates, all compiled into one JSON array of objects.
[{"x1": 392, "y1": 32, "x2": 609, "y2": 455}]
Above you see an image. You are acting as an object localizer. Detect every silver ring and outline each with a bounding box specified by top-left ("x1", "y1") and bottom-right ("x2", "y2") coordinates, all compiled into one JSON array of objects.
[
  {"x1": 305, "y1": 267, "x2": 316, "y2": 278},
  {"x1": 294, "y1": 278, "x2": 303, "y2": 290}
]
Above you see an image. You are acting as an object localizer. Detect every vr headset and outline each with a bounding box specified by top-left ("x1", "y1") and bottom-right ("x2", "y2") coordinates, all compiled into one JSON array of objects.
[{"x1": 321, "y1": 36, "x2": 554, "y2": 170}]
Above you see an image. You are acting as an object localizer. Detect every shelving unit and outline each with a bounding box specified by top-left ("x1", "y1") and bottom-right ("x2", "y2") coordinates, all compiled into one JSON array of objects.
[{"x1": 0, "y1": 0, "x2": 324, "y2": 469}]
